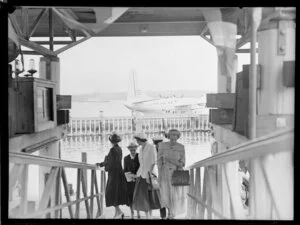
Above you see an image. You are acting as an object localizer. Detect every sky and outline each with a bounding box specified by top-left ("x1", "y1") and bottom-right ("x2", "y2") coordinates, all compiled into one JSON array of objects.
[{"x1": 19, "y1": 36, "x2": 250, "y2": 95}]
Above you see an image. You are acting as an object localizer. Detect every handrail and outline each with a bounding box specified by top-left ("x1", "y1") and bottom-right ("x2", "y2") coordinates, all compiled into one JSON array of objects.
[
  {"x1": 9, "y1": 152, "x2": 102, "y2": 170},
  {"x1": 187, "y1": 128, "x2": 293, "y2": 169}
]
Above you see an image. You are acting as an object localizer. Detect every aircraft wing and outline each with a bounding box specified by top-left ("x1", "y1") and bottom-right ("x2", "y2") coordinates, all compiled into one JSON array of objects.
[{"x1": 131, "y1": 98, "x2": 157, "y2": 104}]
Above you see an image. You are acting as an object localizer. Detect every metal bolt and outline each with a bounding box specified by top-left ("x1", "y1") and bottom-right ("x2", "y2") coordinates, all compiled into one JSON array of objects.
[
  {"x1": 280, "y1": 45, "x2": 285, "y2": 51},
  {"x1": 280, "y1": 29, "x2": 286, "y2": 35}
]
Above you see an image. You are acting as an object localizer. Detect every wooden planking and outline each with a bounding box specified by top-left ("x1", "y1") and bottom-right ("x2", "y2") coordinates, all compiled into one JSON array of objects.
[
  {"x1": 9, "y1": 164, "x2": 23, "y2": 200},
  {"x1": 206, "y1": 93, "x2": 236, "y2": 109},
  {"x1": 94, "y1": 171, "x2": 102, "y2": 218},
  {"x1": 81, "y1": 168, "x2": 91, "y2": 218},
  {"x1": 75, "y1": 168, "x2": 81, "y2": 218},
  {"x1": 54, "y1": 168, "x2": 62, "y2": 218},
  {"x1": 90, "y1": 170, "x2": 95, "y2": 217},
  {"x1": 38, "y1": 167, "x2": 59, "y2": 215},
  {"x1": 18, "y1": 164, "x2": 29, "y2": 217},
  {"x1": 61, "y1": 168, "x2": 74, "y2": 218},
  {"x1": 194, "y1": 167, "x2": 201, "y2": 218}
]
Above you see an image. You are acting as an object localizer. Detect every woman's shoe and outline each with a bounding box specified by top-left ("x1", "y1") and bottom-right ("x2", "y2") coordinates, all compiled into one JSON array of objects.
[{"x1": 114, "y1": 212, "x2": 124, "y2": 219}]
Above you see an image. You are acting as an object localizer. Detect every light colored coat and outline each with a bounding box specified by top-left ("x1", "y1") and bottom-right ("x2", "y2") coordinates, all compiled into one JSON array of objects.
[
  {"x1": 157, "y1": 141, "x2": 187, "y2": 216},
  {"x1": 136, "y1": 142, "x2": 157, "y2": 179}
]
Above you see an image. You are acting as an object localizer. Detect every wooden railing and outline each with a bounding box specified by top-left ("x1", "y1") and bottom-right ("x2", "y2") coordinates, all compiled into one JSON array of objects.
[
  {"x1": 67, "y1": 115, "x2": 211, "y2": 136},
  {"x1": 186, "y1": 128, "x2": 294, "y2": 220},
  {"x1": 9, "y1": 152, "x2": 106, "y2": 219}
]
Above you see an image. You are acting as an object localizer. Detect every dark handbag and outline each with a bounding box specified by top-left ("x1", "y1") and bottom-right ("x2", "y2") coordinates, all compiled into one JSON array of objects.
[
  {"x1": 171, "y1": 169, "x2": 190, "y2": 186},
  {"x1": 148, "y1": 172, "x2": 162, "y2": 209}
]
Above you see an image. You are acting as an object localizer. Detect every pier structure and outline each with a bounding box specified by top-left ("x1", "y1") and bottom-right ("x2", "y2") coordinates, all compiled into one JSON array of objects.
[
  {"x1": 67, "y1": 115, "x2": 211, "y2": 136},
  {"x1": 6, "y1": 6, "x2": 294, "y2": 220}
]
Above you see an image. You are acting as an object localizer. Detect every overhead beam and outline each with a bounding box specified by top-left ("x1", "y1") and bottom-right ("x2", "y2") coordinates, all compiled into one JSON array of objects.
[
  {"x1": 236, "y1": 48, "x2": 258, "y2": 54},
  {"x1": 22, "y1": 50, "x2": 42, "y2": 55},
  {"x1": 236, "y1": 31, "x2": 251, "y2": 49},
  {"x1": 54, "y1": 36, "x2": 91, "y2": 55},
  {"x1": 200, "y1": 24, "x2": 208, "y2": 36},
  {"x1": 29, "y1": 8, "x2": 48, "y2": 38},
  {"x1": 9, "y1": 14, "x2": 23, "y2": 37},
  {"x1": 21, "y1": 8, "x2": 29, "y2": 39},
  {"x1": 49, "y1": 8, "x2": 54, "y2": 51},
  {"x1": 19, "y1": 36, "x2": 57, "y2": 57},
  {"x1": 35, "y1": 41, "x2": 73, "y2": 45},
  {"x1": 200, "y1": 34, "x2": 215, "y2": 47}
]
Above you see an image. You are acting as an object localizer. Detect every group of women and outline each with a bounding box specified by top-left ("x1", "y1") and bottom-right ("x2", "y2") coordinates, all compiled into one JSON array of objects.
[{"x1": 97, "y1": 129, "x2": 187, "y2": 219}]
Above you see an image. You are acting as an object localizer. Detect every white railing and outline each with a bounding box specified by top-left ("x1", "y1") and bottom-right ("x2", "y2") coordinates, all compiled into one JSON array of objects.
[
  {"x1": 186, "y1": 128, "x2": 294, "y2": 220},
  {"x1": 67, "y1": 115, "x2": 211, "y2": 136},
  {"x1": 9, "y1": 152, "x2": 106, "y2": 219}
]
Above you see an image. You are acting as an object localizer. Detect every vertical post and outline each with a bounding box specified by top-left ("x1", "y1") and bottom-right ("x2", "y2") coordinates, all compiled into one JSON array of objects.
[
  {"x1": 49, "y1": 9, "x2": 54, "y2": 51},
  {"x1": 75, "y1": 168, "x2": 81, "y2": 218},
  {"x1": 18, "y1": 164, "x2": 29, "y2": 217},
  {"x1": 82, "y1": 152, "x2": 87, "y2": 187},
  {"x1": 249, "y1": 7, "x2": 258, "y2": 140}
]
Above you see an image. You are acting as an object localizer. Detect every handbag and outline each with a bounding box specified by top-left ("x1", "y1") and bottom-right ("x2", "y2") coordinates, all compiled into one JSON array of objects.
[
  {"x1": 171, "y1": 169, "x2": 190, "y2": 186},
  {"x1": 147, "y1": 173, "x2": 160, "y2": 190},
  {"x1": 148, "y1": 172, "x2": 162, "y2": 209}
]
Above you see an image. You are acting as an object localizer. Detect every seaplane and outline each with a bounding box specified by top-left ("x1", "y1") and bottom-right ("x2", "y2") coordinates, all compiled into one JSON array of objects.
[{"x1": 124, "y1": 70, "x2": 208, "y2": 116}]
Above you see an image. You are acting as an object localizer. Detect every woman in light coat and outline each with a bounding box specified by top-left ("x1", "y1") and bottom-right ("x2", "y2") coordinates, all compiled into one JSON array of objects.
[
  {"x1": 157, "y1": 129, "x2": 187, "y2": 219},
  {"x1": 131, "y1": 132, "x2": 157, "y2": 219}
]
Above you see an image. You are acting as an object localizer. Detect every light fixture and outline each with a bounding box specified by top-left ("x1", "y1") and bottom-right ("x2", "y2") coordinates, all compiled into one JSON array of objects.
[{"x1": 24, "y1": 59, "x2": 37, "y2": 77}]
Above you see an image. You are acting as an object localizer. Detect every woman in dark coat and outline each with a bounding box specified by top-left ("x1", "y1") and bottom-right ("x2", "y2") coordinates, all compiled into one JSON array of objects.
[
  {"x1": 123, "y1": 142, "x2": 140, "y2": 219},
  {"x1": 97, "y1": 133, "x2": 128, "y2": 218}
]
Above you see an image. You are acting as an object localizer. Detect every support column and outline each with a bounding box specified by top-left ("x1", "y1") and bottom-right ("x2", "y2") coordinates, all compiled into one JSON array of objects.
[{"x1": 249, "y1": 13, "x2": 295, "y2": 220}]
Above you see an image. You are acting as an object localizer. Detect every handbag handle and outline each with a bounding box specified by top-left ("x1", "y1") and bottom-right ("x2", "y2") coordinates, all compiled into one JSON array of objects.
[{"x1": 148, "y1": 172, "x2": 153, "y2": 187}]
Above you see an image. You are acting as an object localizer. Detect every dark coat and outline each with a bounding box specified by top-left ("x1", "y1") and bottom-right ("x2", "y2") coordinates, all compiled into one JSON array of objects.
[
  {"x1": 123, "y1": 154, "x2": 140, "y2": 205},
  {"x1": 103, "y1": 145, "x2": 128, "y2": 207}
]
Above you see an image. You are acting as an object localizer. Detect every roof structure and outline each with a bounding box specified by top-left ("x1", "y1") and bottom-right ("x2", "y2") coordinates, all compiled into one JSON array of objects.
[{"x1": 8, "y1": 7, "x2": 296, "y2": 57}]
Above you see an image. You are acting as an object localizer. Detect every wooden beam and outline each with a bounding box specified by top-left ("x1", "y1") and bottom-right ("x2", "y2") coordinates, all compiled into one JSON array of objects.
[
  {"x1": 29, "y1": 8, "x2": 48, "y2": 38},
  {"x1": 22, "y1": 8, "x2": 29, "y2": 39},
  {"x1": 18, "y1": 164, "x2": 29, "y2": 217},
  {"x1": 49, "y1": 8, "x2": 54, "y2": 51},
  {"x1": 54, "y1": 36, "x2": 91, "y2": 55},
  {"x1": 38, "y1": 167, "x2": 59, "y2": 213},
  {"x1": 81, "y1": 166, "x2": 91, "y2": 218},
  {"x1": 9, "y1": 14, "x2": 23, "y2": 37},
  {"x1": 236, "y1": 31, "x2": 251, "y2": 49},
  {"x1": 188, "y1": 128, "x2": 293, "y2": 170},
  {"x1": 61, "y1": 168, "x2": 74, "y2": 218},
  {"x1": 236, "y1": 48, "x2": 258, "y2": 53},
  {"x1": 35, "y1": 41, "x2": 73, "y2": 45},
  {"x1": 22, "y1": 50, "x2": 42, "y2": 55},
  {"x1": 19, "y1": 36, "x2": 57, "y2": 57},
  {"x1": 200, "y1": 34, "x2": 215, "y2": 47},
  {"x1": 9, "y1": 164, "x2": 23, "y2": 201},
  {"x1": 90, "y1": 170, "x2": 95, "y2": 217},
  {"x1": 75, "y1": 168, "x2": 81, "y2": 218},
  {"x1": 200, "y1": 24, "x2": 208, "y2": 36}
]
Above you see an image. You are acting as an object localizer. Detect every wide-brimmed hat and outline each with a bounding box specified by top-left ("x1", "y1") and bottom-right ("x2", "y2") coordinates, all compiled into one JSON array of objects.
[
  {"x1": 152, "y1": 136, "x2": 164, "y2": 142},
  {"x1": 109, "y1": 132, "x2": 122, "y2": 143},
  {"x1": 127, "y1": 142, "x2": 138, "y2": 149},
  {"x1": 167, "y1": 129, "x2": 181, "y2": 139},
  {"x1": 134, "y1": 132, "x2": 148, "y2": 141}
]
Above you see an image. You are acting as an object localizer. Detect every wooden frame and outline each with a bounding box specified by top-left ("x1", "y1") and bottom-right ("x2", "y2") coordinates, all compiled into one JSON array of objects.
[{"x1": 9, "y1": 152, "x2": 106, "y2": 219}]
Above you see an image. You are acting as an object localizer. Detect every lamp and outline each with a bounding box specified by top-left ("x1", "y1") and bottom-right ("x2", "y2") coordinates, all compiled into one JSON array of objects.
[{"x1": 24, "y1": 59, "x2": 37, "y2": 77}]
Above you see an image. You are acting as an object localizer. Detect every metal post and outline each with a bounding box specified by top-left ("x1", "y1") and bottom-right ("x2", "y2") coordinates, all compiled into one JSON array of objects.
[{"x1": 249, "y1": 8, "x2": 258, "y2": 140}]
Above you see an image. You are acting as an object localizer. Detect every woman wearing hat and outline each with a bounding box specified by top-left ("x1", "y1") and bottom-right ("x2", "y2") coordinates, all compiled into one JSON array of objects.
[
  {"x1": 157, "y1": 129, "x2": 187, "y2": 219},
  {"x1": 131, "y1": 132, "x2": 157, "y2": 219},
  {"x1": 97, "y1": 132, "x2": 128, "y2": 218},
  {"x1": 124, "y1": 142, "x2": 141, "y2": 219}
]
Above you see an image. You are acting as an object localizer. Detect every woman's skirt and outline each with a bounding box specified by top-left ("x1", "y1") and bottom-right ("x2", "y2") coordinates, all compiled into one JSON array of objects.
[
  {"x1": 126, "y1": 181, "x2": 136, "y2": 206},
  {"x1": 132, "y1": 177, "x2": 151, "y2": 212}
]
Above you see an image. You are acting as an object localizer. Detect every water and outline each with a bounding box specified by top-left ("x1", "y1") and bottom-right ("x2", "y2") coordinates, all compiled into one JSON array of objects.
[{"x1": 70, "y1": 100, "x2": 132, "y2": 118}]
